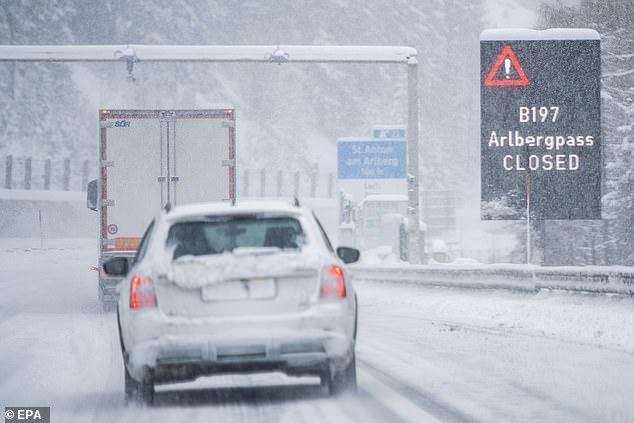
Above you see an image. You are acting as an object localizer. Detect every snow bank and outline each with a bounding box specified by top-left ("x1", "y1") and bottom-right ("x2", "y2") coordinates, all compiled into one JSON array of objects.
[{"x1": 360, "y1": 246, "x2": 400, "y2": 265}]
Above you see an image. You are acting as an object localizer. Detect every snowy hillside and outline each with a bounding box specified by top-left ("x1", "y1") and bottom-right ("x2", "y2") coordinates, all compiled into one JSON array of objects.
[{"x1": 0, "y1": 0, "x2": 489, "y2": 189}]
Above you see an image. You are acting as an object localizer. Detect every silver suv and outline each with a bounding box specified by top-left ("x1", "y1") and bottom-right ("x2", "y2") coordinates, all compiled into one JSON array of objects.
[{"x1": 103, "y1": 201, "x2": 360, "y2": 405}]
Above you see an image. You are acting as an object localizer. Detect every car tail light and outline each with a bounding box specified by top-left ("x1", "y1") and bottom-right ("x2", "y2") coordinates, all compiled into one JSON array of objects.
[
  {"x1": 130, "y1": 275, "x2": 157, "y2": 309},
  {"x1": 320, "y1": 264, "x2": 346, "y2": 298}
]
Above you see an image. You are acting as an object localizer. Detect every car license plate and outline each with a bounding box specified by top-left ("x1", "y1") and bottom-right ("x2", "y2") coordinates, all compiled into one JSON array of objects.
[{"x1": 201, "y1": 278, "x2": 276, "y2": 302}]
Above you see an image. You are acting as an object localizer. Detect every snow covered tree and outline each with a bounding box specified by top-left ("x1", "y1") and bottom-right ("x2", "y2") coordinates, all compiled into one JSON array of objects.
[
  {"x1": 0, "y1": 0, "x2": 487, "y2": 196},
  {"x1": 537, "y1": 0, "x2": 634, "y2": 265},
  {"x1": 0, "y1": 1, "x2": 92, "y2": 160}
]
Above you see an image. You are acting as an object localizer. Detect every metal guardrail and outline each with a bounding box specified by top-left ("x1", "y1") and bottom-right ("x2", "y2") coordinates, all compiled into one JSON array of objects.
[{"x1": 350, "y1": 264, "x2": 634, "y2": 295}]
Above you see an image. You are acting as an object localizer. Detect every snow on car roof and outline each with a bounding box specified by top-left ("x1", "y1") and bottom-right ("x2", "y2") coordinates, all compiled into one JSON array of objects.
[
  {"x1": 480, "y1": 28, "x2": 600, "y2": 41},
  {"x1": 165, "y1": 200, "x2": 306, "y2": 221}
]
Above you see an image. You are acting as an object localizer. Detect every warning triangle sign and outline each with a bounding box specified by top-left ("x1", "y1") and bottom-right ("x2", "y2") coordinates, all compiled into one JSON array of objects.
[{"x1": 484, "y1": 46, "x2": 529, "y2": 87}]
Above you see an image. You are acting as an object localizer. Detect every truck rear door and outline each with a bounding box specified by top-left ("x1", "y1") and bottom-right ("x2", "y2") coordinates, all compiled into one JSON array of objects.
[
  {"x1": 100, "y1": 109, "x2": 235, "y2": 253},
  {"x1": 100, "y1": 110, "x2": 163, "y2": 252},
  {"x1": 169, "y1": 110, "x2": 235, "y2": 205}
]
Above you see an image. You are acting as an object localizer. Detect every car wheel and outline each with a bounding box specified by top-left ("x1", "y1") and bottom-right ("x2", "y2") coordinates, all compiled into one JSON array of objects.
[
  {"x1": 124, "y1": 365, "x2": 154, "y2": 406},
  {"x1": 327, "y1": 353, "x2": 357, "y2": 396}
]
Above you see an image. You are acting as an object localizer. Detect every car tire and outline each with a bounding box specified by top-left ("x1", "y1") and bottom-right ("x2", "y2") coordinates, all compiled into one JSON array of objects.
[
  {"x1": 124, "y1": 365, "x2": 154, "y2": 406},
  {"x1": 327, "y1": 353, "x2": 357, "y2": 396}
]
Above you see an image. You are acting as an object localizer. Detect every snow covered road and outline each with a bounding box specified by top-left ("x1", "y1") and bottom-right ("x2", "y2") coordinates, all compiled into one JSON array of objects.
[
  {"x1": 1, "y1": 239, "x2": 632, "y2": 422},
  {"x1": 356, "y1": 281, "x2": 634, "y2": 422}
]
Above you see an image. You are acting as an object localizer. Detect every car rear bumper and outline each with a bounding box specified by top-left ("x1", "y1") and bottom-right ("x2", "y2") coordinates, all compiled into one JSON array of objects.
[{"x1": 126, "y1": 330, "x2": 354, "y2": 383}]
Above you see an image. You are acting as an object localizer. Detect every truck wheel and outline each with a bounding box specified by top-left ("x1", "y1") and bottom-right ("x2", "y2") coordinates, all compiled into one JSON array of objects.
[
  {"x1": 98, "y1": 280, "x2": 115, "y2": 312},
  {"x1": 327, "y1": 353, "x2": 357, "y2": 396},
  {"x1": 99, "y1": 298, "x2": 114, "y2": 312},
  {"x1": 97, "y1": 285, "x2": 104, "y2": 309},
  {"x1": 124, "y1": 366, "x2": 154, "y2": 406}
]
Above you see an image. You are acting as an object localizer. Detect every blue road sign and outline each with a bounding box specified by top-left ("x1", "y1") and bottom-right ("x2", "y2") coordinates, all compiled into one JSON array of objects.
[{"x1": 337, "y1": 140, "x2": 406, "y2": 179}]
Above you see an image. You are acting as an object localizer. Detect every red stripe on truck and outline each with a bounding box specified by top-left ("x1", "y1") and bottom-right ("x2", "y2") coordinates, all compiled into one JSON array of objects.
[
  {"x1": 228, "y1": 121, "x2": 235, "y2": 201},
  {"x1": 100, "y1": 110, "x2": 109, "y2": 247}
]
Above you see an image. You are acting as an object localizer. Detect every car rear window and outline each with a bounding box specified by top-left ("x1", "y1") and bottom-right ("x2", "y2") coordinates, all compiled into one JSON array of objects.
[{"x1": 166, "y1": 215, "x2": 306, "y2": 260}]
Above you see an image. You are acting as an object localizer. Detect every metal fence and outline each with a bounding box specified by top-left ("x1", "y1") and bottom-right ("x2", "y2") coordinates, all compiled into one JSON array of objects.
[
  {"x1": 236, "y1": 168, "x2": 335, "y2": 199},
  {"x1": 0, "y1": 155, "x2": 96, "y2": 192},
  {"x1": 0, "y1": 156, "x2": 336, "y2": 199}
]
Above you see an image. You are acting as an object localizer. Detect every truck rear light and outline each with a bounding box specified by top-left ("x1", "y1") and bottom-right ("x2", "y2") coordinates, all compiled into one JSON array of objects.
[
  {"x1": 320, "y1": 264, "x2": 346, "y2": 298},
  {"x1": 130, "y1": 275, "x2": 157, "y2": 309}
]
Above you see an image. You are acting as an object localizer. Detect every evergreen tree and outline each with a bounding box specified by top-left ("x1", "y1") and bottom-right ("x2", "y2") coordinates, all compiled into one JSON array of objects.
[
  {"x1": 0, "y1": 0, "x2": 487, "y2": 193},
  {"x1": 537, "y1": 0, "x2": 634, "y2": 265},
  {"x1": 0, "y1": 1, "x2": 91, "y2": 160}
]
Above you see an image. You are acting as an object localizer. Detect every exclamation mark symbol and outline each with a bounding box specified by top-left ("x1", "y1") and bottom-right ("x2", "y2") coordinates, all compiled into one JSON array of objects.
[{"x1": 504, "y1": 58, "x2": 512, "y2": 79}]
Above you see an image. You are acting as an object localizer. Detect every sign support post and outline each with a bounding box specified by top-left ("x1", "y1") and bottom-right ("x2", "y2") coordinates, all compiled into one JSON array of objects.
[
  {"x1": 407, "y1": 56, "x2": 423, "y2": 264},
  {"x1": 526, "y1": 174, "x2": 531, "y2": 264}
]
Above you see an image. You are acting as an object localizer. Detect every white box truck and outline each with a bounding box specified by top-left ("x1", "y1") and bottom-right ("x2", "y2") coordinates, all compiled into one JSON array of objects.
[{"x1": 87, "y1": 109, "x2": 236, "y2": 309}]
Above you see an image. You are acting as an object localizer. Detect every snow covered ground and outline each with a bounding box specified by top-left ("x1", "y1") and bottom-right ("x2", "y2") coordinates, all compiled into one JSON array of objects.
[{"x1": 1, "y1": 238, "x2": 632, "y2": 422}]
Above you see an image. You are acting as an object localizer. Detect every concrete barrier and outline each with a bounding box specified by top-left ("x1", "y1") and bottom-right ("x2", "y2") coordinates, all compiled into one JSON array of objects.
[{"x1": 0, "y1": 189, "x2": 96, "y2": 238}]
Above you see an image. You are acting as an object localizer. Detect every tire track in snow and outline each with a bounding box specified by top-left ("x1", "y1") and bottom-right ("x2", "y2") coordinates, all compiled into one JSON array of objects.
[
  {"x1": 82, "y1": 311, "x2": 125, "y2": 423},
  {"x1": 358, "y1": 358, "x2": 476, "y2": 423}
]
